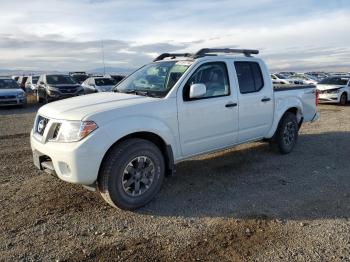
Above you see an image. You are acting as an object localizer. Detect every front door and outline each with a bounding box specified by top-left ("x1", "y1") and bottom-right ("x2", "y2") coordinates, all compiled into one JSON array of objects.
[{"x1": 177, "y1": 61, "x2": 239, "y2": 157}]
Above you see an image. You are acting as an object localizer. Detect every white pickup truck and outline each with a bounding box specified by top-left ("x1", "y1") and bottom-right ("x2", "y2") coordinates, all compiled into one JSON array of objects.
[{"x1": 31, "y1": 48, "x2": 319, "y2": 210}]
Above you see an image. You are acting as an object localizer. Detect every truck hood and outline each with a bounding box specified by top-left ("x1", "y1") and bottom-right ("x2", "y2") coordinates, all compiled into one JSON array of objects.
[
  {"x1": 38, "y1": 92, "x2": 156, "y2": 120},
  {"x1": 316, "y1": 84, "x2": 346, "y2": 91}
]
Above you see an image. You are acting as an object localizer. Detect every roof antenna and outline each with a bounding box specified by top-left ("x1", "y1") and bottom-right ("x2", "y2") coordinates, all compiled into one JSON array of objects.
[{"x1": 101, "y1": 40, "x2": 106, "y2": 75}]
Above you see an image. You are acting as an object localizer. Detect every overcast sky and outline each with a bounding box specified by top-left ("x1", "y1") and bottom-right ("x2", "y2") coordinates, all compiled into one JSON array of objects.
[{"x1": 0, "y1": 0, "x2": 349, "y2": 72}]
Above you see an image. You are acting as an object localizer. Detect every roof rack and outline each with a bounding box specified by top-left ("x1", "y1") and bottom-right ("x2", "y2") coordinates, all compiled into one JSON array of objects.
[
  {"x1": 194, "y1": 48, "x2": 259, "y2": 58},
  {"x1": 153, "y1": 53, "x2": 192, "y2": 62},
  {"x1": 153, "y1": 48, "x2": 259, "y2": 62}
]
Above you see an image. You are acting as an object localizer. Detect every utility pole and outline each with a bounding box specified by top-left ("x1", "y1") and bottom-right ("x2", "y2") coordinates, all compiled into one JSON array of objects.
[{"x1": 101, "y1": 40, "x2": 106, "y2": 75}]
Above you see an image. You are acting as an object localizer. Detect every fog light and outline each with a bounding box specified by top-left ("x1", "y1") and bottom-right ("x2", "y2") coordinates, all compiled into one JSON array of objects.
[{"x1": 58, "y1": 162, "x2": 71, "y2": 175}]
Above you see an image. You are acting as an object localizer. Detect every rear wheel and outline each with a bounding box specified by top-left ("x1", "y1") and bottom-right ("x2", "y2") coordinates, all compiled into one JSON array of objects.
[
  {"x1": 339, "y1": 93, "x2": 347, "y2": 106},
  {"x1": 98, "y1": 139, "x2": 165, "y2": 210},
  {"x1": 275, "y1": 112, "x2": 299, "y2": 154}
]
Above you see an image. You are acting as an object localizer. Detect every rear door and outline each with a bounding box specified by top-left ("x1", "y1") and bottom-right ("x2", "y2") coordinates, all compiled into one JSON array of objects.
[
  {"x1": 233, "y1": 60, "x2": 274, "y2": 142},
  {"x1": 177, "y1": 60, "x2": 239, "y2": 157}
]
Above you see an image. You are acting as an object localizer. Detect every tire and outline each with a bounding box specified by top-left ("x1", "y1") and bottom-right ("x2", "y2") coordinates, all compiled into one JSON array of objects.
[
  {"x1": 98, "y1": 139, "x2": 165, "y2": 210},
  {"x1": 275, "y1": 112, "x2": 298, "y2": 154},
  {"x1": 339, "y1": 93, "x2": 347, "y2": 106}
]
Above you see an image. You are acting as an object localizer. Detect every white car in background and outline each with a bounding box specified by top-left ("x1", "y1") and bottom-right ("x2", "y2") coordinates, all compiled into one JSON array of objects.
[
  {"x1": 292, "y1": 74, "x2": 317, "y2": 85},
  {"x1": 317, "y1": 76, "x2": 350, "y2": 105},
  {"x1": 270, "y1": 74, "x2": 289, "y2": 85},
  {"x1": 25, "y1": 75, "x2": 40, "y2": 92},
  {"x1": 82, "y1": 77, "x2": 117, "y2": 94},
  {"x1": 270, "y1": 73, "x2": 305, "y2": 85}
]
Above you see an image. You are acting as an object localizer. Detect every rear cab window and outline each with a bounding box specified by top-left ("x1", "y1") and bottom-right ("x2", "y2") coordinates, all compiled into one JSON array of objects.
[{"x1": 234, "y1": 61, "x2": 264, "y2": 94}]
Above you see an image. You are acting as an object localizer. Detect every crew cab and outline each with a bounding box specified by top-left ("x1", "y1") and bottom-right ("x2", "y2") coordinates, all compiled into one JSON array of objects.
[
  {"x1": 31, "y1": 48, "x2": 319, "y2": 210},
  {"x1": 316, "y1": 76, "x2": 350, "y2": 105}
]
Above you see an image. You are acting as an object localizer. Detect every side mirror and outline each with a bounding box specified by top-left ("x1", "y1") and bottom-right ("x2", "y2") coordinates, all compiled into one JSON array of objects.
[{"x1": 189, "y1": 83, "x2": 206, "y2": 99}]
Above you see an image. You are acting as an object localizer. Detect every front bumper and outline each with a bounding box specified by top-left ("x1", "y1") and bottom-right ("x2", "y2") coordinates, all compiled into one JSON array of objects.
[
  {"x1": 0, "y1": 97, "x2": 26, "y2": 106},
  {"x1": 30, "y1": 128, "x2": 108, "y2": 185},
  {"x1": 318, "y1": 92, "x2": 340, "y2": 103}
]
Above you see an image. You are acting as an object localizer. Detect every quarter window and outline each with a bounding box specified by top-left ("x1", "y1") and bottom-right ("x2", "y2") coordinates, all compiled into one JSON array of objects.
[
  {"x1": 183, "y1": 62, "x2": 230, "y2": 101},
  {"x1": 235, "y1": 62, "x2": 264, "y2": 94}
]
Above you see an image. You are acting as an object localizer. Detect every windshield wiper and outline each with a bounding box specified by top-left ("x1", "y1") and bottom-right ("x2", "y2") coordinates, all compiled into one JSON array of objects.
[{"x1": 115, "y1": 88, "x2": 162, "y2": 98}]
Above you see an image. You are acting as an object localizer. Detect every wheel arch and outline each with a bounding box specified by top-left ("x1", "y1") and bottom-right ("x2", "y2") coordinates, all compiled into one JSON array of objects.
[
  {"x1": 265, "y1": 105, "x2": 303, "y2": 139},
  {"x1": 98, "y1": 131, "x2": 175, "y2": 180}
]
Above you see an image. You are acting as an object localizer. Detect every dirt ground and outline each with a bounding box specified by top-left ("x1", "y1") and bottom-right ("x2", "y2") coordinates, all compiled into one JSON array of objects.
[{"x1": 0, "y1": 103, "x2": 349, "y2": 261}]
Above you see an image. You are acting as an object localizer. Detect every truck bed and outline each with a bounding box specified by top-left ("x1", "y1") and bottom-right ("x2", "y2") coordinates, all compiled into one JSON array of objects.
[{"x1": 273, "y1": 84, "x2": 315, "y2": 92}]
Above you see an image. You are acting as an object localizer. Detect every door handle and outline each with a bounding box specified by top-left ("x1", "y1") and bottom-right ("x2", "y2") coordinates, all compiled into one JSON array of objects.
[
  {"x1": 261, "y1": 97, "x2": 271, "y2": 102},
  {"x1": 225, "y1": 102, "x2": 238, "y2": 108}
]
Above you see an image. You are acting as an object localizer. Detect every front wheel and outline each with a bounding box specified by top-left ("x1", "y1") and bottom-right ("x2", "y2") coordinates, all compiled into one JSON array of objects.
[
  {"x1": 98, "y1": 139, "x2": 165, "y2": 210},
  {"x1": 275, "y1": 112, "x2": 299, "y2": 154},
  {"x1": 339, "y1": 93, "x2": 347, "y2": 106}
]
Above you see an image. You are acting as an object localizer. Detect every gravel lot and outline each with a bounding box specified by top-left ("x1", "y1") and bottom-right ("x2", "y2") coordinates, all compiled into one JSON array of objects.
[{"x1": 1, "y1": 103, "x2": 349, "y2": 261}]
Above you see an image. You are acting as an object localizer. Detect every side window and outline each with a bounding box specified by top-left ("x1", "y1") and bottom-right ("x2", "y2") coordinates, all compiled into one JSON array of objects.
[
  {"x1": 234, "y1": 62, "x2": 264, "y2": 94},
  {"x1": 183, "y1": 62, "x2": 230, "y2": 101}
]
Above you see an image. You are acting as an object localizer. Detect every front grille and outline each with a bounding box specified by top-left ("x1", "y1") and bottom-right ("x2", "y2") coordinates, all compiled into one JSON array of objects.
[
  {"x1": 58, "y1": 86, "x2": 78, "y2": 94},
  {"x1": 0, "y1": 95, "x2": 16, "y2": 99},
  {"x1": 52, "y1": 123, "x2": 61, "y2": 139},
  {"x1": 60, "y1": 88, "x2": 77, "y2": 94},
  {"x1": 36, "y1": 116, "x2": 49, "y2": 135},
  {"x1": 0, "y1": 100, "x2": 17, "y2": 105}
]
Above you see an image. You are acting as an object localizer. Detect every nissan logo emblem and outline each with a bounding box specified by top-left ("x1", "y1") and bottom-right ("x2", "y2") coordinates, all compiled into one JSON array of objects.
[{"x1": 37, "y1": 119, "x2": 45, "y2": 133}]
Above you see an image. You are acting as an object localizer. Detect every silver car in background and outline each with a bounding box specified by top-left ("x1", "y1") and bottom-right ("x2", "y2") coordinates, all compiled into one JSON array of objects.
[
  {"x1": 81, "y1": 76, "x2": 117, "y2": 93},
  {"x1": 25, "y1": 75, "x2": 40, "y2": 93},
  {"x1": 0, "y1": 77, "x2": 26, "y2": 106}
]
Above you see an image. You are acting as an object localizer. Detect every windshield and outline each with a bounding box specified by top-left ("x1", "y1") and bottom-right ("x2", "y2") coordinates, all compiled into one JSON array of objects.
[
  {"x1": 95, "y1": 78, "x2": 116, "y2": 86},
  {"x1": 275, "y1": 74, "x2": 287, "y2": 79},
  {"x1": 318, "y1": 77, "x2": 349, "y2": 85},
  {"x1": 293, "y1": 75, "x2": 307, "y2": 80},
  {"x1": 72, "y1": 74, "x2": 88, "y2": 83},
  {"x1": 32, "y1": 76, "x2": 39, "y2": 84},
  {"x1": 0, "y1": 79, "x2": 19, "y2": 89},
  {"x1": 47, "y1": 75, "x2": 76, "y2": 85},
  {"x1": 115, "y1": 61, "x2": 192, "y2": 97}
]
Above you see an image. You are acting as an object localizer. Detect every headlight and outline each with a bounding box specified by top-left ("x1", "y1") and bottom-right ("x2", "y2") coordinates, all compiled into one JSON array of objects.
[
  {"x1": 17, "y1": 92, "x2": 25, "y2": 98},
  {"x1": 328, "y1": 88, "x2": 341, "y2": 94},
  {"x1": 47, "y1": 85, "x2": 59, "y2": 91},
  {"x1": 54, "y1": 120, "x2": 98, "y2": 142}
]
